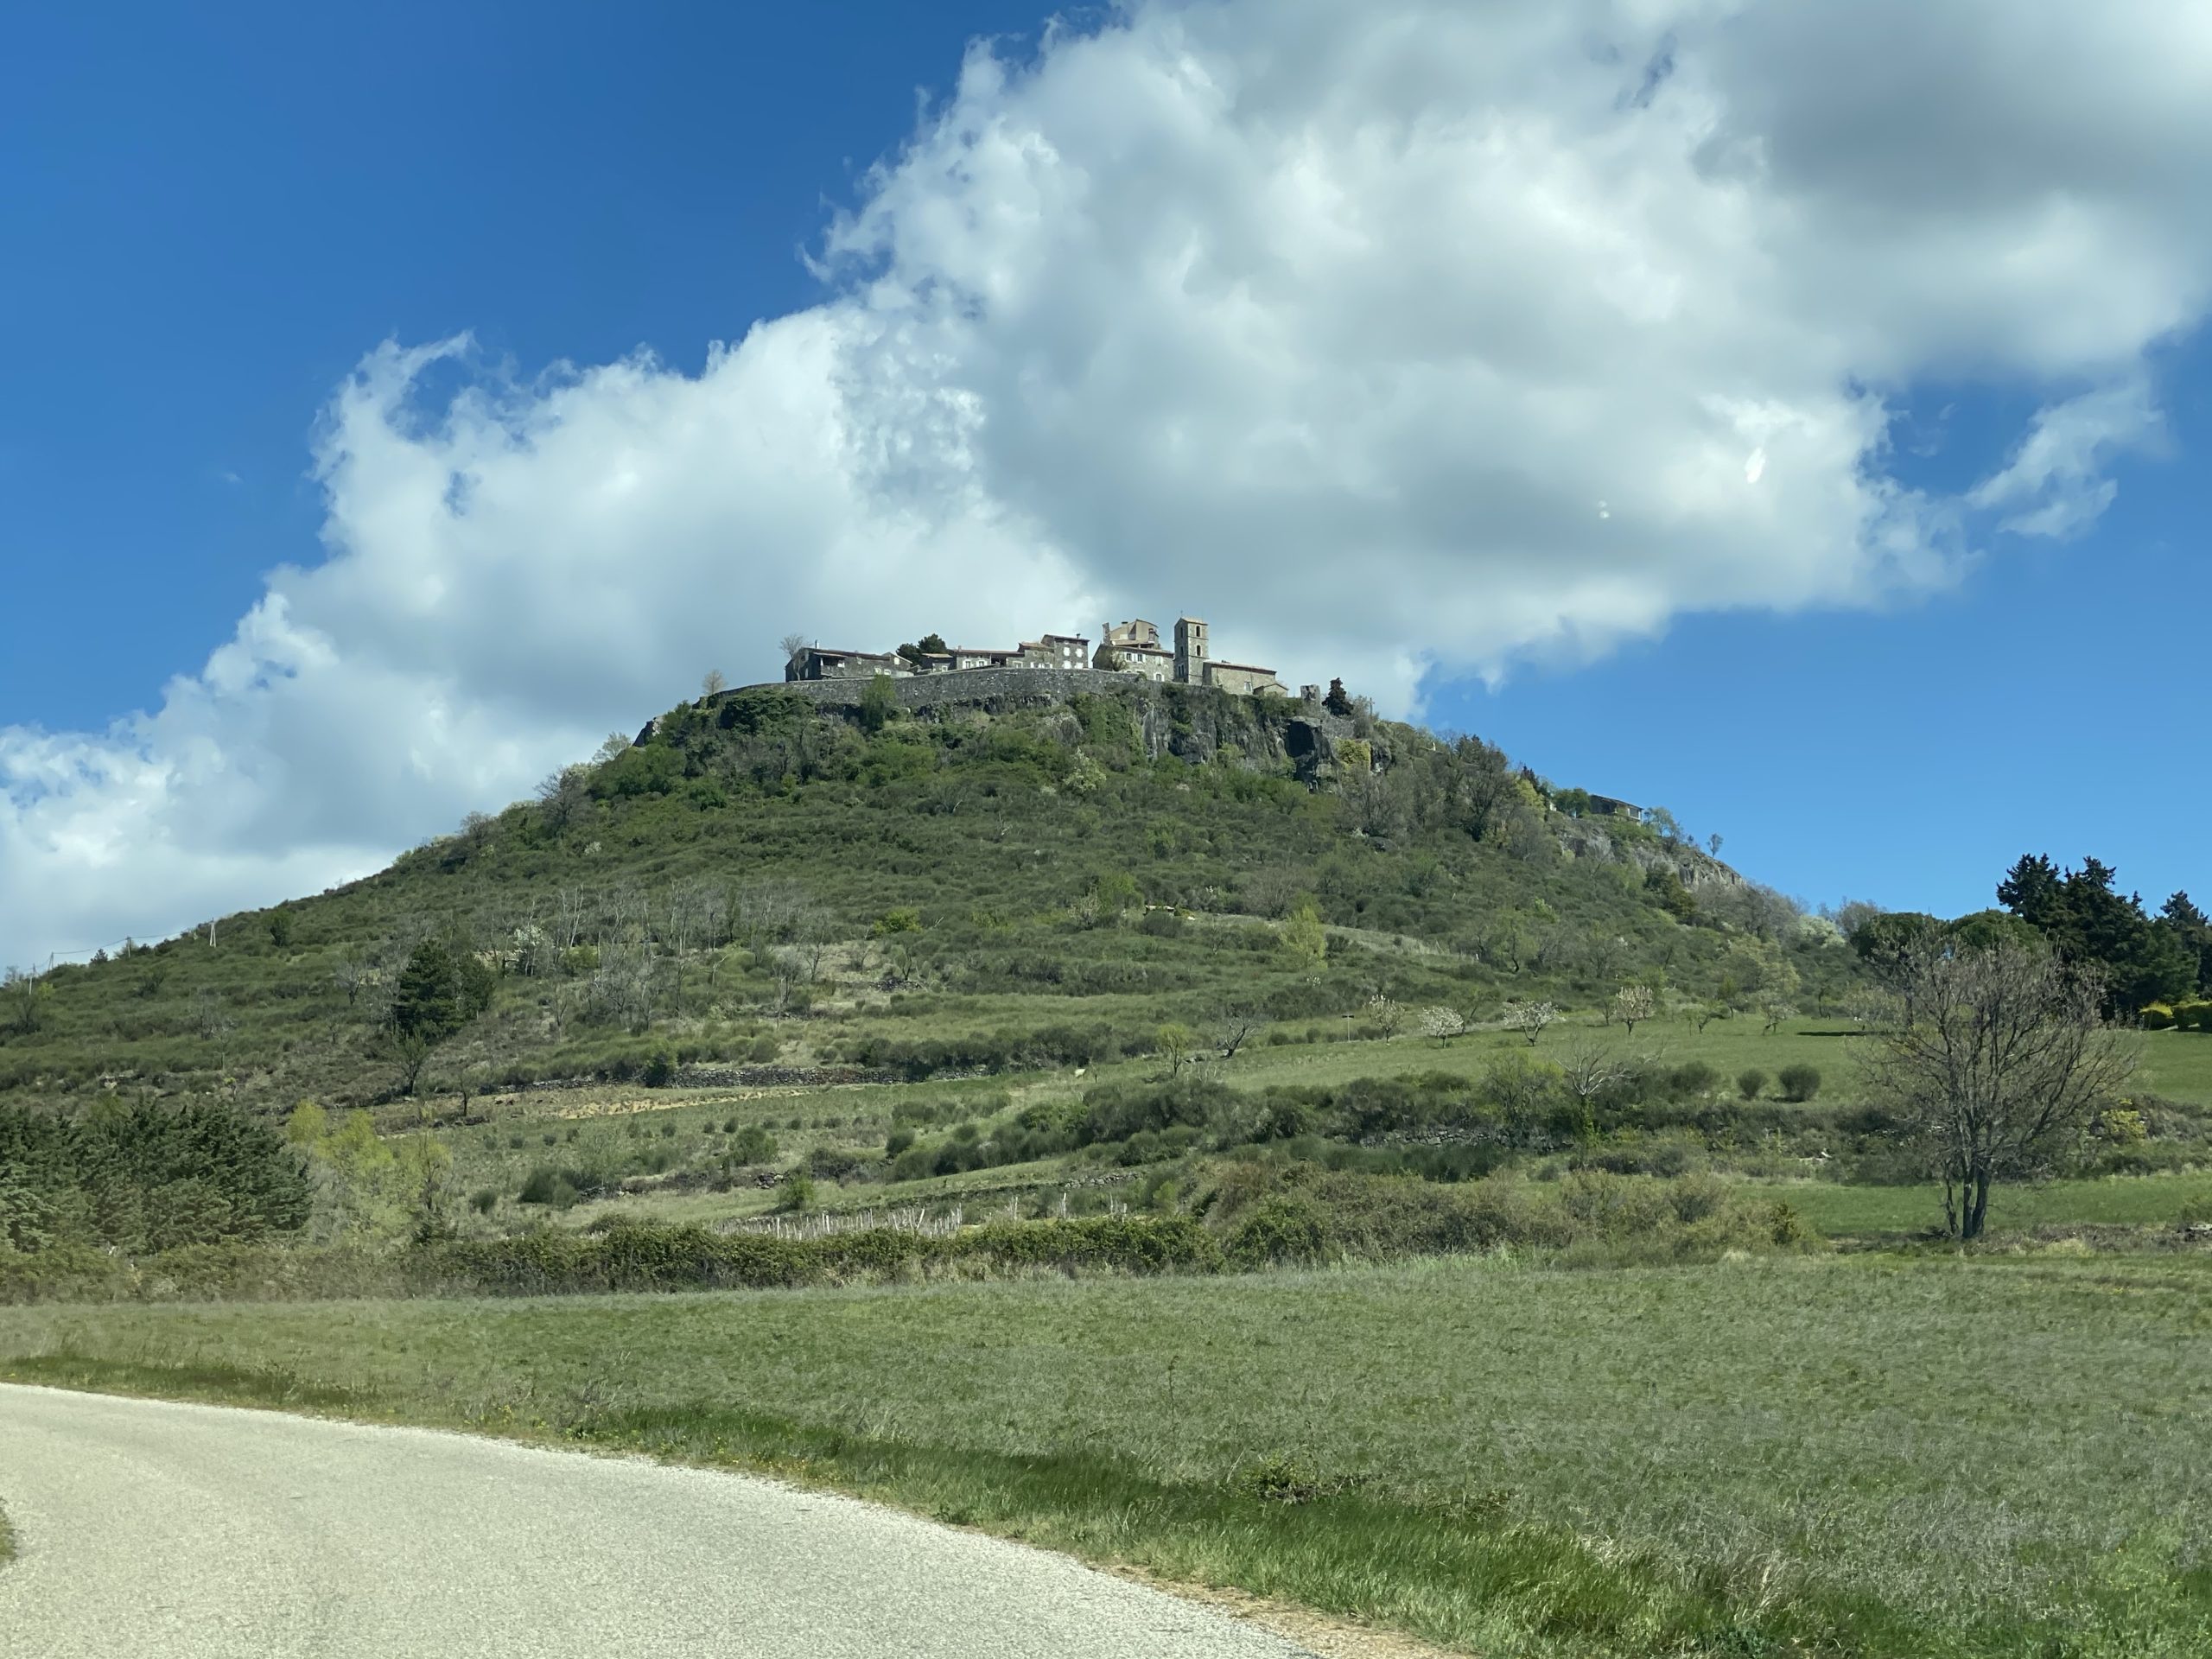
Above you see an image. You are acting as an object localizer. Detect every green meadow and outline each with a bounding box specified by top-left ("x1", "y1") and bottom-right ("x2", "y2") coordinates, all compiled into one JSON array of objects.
[{"x1": 6, "y1": 1252, "x2": 2209, "y2": 1657}]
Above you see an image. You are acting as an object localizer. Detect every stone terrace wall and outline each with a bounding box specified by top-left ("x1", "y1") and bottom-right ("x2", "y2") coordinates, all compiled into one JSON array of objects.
[{"x1": 750, "y1": 667, "x2": 1152, "y2": 715}]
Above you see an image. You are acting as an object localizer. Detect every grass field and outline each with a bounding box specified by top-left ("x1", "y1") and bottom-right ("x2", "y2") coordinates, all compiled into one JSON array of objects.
[
  {"x1": 1751, "y1": 1170, "x2": 2212, "y2": 1236},
  {"x1": 5, "y1": 1253, "x2": 2209, "y2": 1656}
]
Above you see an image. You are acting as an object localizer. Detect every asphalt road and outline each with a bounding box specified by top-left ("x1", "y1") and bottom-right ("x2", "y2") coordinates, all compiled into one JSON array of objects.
[{"x1": 0, "y1": 1383, "x2": 1316, "y2": 1658}]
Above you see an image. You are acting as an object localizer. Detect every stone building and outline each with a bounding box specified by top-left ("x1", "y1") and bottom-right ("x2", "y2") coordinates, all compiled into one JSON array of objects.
[
  {"x1": 789, "y1": 633, "x2": 1090, "y2": 683},
  {"x1": 787, "y1": 614, "x2": 1283, "y2": 696},
  {"x1": 1108, "y1": 615, "x2": 1285, "y2": 697},
  {"x1": 784, "y1": 645, "x2": 907, "y2": 683}
]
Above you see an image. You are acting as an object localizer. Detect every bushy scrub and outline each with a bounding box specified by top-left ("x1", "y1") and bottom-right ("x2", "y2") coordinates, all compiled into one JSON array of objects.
[
  {"x1": 1200, "y1": 1161, "x2": 1814, "y2": 1264},
  {"x1": 1777, "y1": 1064, "x2": 1822, "y2": 1103},
  {"x1": 1224, "y1": 1193, "x2": 1335, "y2": 1267}
]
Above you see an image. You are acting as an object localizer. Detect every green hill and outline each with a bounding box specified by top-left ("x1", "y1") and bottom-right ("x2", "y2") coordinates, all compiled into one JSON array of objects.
[{"x1": 1, "y1": 675, "x2": 1831, "y2": 1112}]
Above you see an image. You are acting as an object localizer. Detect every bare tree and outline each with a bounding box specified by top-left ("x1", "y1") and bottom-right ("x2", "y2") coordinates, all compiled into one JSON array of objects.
[
  {"x1": 331, "y1": 950, "x2": 372, "y2": 1009},
  {"x1": 768, "y1": 946, "x2": 807, "y2": 1017},
  {"x1": 536, "y1": 766, "x2": 592, "y2": 833},
  {"x1": 694, "y1": 884, "x2": 731, "y2": 952},
  {"x1": 553, "y1": 886, "x2": 593, "y2": 950},
  {"x1": 1584, "y1": 931, "x2": 1627, "y2": 986},
  {"x1": 601, "y1": 880, "x2": 648, "y2": 944},
  {"x1": 693, "y1": 883, "x2": 733, "y2": 988},
  {"x1": 191, "y1": 988, "x2": 232, "y2": 1040},
  {"x1": 702, "y1": 669, "x2": 728, "y2": 698},
  {"x1": 1529, "y1": 925, "x2": 1573, "y2": 973},
  {"x1": 738, "y1": 879, "x2": 807, "y2": 964},
  {"x1": 1211, "y1": 1007, "x2": 1262, "y2": 1060},
  {"x1": 511, "y1": 922, "x2": 556, "y2": 979},
  {"x1": 588, "y1": 937, "x2": 658, "y2": 1032},
  {"x1": 779, "y1": 632, "x2": 810, "y2": 664},
  {"x1": 1859, "y1": 937, "x2": 2134, "y2": 1240},
  {"x1": 1558, "y1": 1039, "x2": 1633, "y2": 1118},
  {"x1": 1471, "y1": 918, "x2": 1527, "y2": 974},
  {"x1": 1238, "y1": 867, "x2": 1303, "y2": 920}
]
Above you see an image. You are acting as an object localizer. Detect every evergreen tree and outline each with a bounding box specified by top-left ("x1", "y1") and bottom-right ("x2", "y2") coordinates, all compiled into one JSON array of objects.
[
  {"x1": 2158, "y1": 891, "x2": 2212, "y2": 994},
  {"x1": 1996, "y1": 854, "x2": 2064, "y2": 928},
  {"x1": 384, "y1": 938, "x2": 493, "y2": 1096},
  {"x1": 1322, "y1": 677, "x2": 1353, "y2": 716},
  {"x1": 390, "y1": 939, "x2": 464, "y2": 1041},
  {"x1": 1998, "y1": 855, "x2": 2196, "y2": 1015}
]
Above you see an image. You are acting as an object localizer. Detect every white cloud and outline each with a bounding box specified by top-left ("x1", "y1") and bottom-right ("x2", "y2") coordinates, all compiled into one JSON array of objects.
[
  {"x1": 1967, "y1": 378, "x2": 2165, "y2": 538},
  {"x1": 5, "y1": 0, "x2": 2210, "y2": 966}
]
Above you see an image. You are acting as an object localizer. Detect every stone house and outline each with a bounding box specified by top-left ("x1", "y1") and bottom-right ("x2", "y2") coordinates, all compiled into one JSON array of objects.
[
  {"x1": 786, "y1": 614, "x2": 1282, "y2": 696},
  {"x1": 1103, "y1": 616, "x2": 1286, "y2": 696},
  {"x1": 784, "y1": 645, "x2": 909, "y2": 683}
]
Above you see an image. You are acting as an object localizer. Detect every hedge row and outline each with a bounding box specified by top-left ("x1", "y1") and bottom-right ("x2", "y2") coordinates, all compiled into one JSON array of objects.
[
  {"x1": 2141, "y1": 1001, "x2": 2212, "y2": 1032},
  {"x1": 0, "y1": 1214, "x2": 1223, "y2": 1305},
  {"x1": 422, "y1": 1213, "x2": 1221, "y2": 1294}
]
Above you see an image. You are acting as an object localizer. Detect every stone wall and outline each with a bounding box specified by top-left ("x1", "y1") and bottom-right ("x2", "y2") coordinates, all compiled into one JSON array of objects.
[{"x1": 747, "y1": 666, "x2": 1135, "y2": 715}]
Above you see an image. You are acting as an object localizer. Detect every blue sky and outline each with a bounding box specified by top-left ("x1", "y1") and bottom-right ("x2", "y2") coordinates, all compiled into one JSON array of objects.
[
  {"x1": 3, "y1": 1, "x2": 2207, "y2": 966},
  {"x1": 2, "y1": 1, "x2": 1040, "y2": 729}
]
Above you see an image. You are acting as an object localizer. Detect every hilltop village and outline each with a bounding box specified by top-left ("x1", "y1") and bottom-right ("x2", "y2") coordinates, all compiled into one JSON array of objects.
[{"x1": 786, "y1": 616, "x2": 1295, "y2": 699}]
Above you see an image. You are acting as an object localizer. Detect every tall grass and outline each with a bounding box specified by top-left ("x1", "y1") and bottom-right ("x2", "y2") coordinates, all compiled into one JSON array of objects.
[{"x1": 4, "y1": 1252, "x2": 2207, "y2": 1656}]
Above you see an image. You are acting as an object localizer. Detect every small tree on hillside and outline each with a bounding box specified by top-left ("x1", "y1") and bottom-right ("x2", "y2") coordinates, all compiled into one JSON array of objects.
[
  {"x1": 1860, "y1": 937, "x2": 2133, "y2": 1240},
  {"x1": 381, "y1": 938, "x2": 493, "y2": 1099},
  {"x1": 331, "y1": 949, "x2": 372, "y2": 1008},
  {"x1": 1211, "y1": 1007, "x2": 1262, "y2": 1061},
  {"x1": 1322, "y1": 677, "x2": 1353, "y2": 716},
  {"x1": 4, "y1": 967, "x2": 48, "y2": 1035},
  {"x1": 702, "y1": 669, "x2": 728, "y2": 698},
  {"x1": 1558, "y1": 1041, "x2": 1633, "y2": 1133},
  {"x1": 1503, "y1": 1000, "x2": 1557, "y2": 1046},
  {"x1": 1281, "y1": 899, "x2": 1328, "y2": 973},
  {"x1": 1611, "y1": 984, "x2": 1655, "y2": 1035},
  {"x1": 1155, "y1": 1021, "x2": 1197, "y2": 1078},
  {"x1": 859, "y1": 672, "x2": 897, "y2": 733},
  {"x1": 1419, "y1": 1005, "x2": 1465, "y2": 1045}
]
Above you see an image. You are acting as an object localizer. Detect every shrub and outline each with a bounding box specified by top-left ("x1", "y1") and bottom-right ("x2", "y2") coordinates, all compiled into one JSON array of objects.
[
  {"x1": 2174, "y1": 1001, "x2": 2212, "y2": 1032},
  {"x1": 518, "y1": 1166, "x2": 581, "y2": 1207},
  {"x1": 874, "y1": 907, "x2": 923, "y2": 936},
  {"x1": 1668, "y1": 1061, "x2": 1720, "y2": 1098},
  {"x1": 1776, "y1": 1064, "x2": 1822, "y2": 1103},
  {"x1": 884, "y1": 1128, "x2": 916, "y2": 1158},
  {"x1": 806, "y1": 1146, "x2": 868, "y2": 1182},
  {"x1": 468, "y1": 1187, "x2": 498, "y2": 1216},
  {"x1": 1226, "y1": 1194, "x2": 1336, "y2": 1268},
  {"x1": 773, "y1": 1173, "x2": 816, "y2": 1213},
  {"x1": 643, "y1": 1051, "x2": 676, "y2": 1087},
  {"x1": 1736, "y1": 1068, "x2": 1767, "y2": 1101},
  {"x1": 728, "y1": 1126, "x2": 778, "y2": 1164},
  {"x1": 2141, "y1": 1003, "x2": 2177, "y2": 1031}
]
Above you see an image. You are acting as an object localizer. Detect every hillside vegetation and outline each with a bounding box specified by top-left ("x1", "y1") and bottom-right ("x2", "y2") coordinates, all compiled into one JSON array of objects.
[
  {"x1": 7, "y1": 674, "x2": 2212, "y2": 1656},
  {"x1": 2, "y1": 677, "x2": 1821, "y2": 1110}
]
